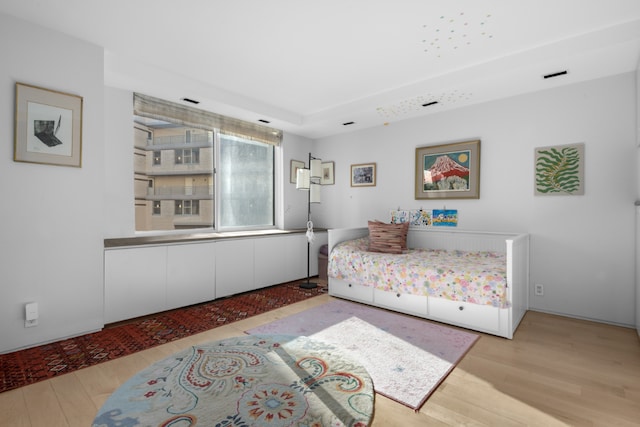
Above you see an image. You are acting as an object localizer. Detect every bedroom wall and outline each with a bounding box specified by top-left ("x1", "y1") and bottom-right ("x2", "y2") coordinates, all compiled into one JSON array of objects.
[
  {"x1": 312, "y1": 73, "x2": 637, "y2": 328},
  {"x1": 0, "y1": 13, "x2": 105, "y2": 353}
]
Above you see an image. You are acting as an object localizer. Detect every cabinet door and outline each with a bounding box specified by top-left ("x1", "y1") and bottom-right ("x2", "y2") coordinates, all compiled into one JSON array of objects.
[
  {"x1": 283, "y1": 234, "x2": 308, "y2": 281},
  {"x1": 215, "y1": 239, "x2": 255, "y2": 298},
  {"x1": 254, "y1": 234, "x2": 309, "y2": 286},
  {"x1": 254, "y1": 236, "x2": 287, "y2": 287},
  {"x1": 104, "y1": 246, "x2": 167, "y2": 323},
  {"x1": 166, "y1": 242, "x2": 216, "y2": 310}
]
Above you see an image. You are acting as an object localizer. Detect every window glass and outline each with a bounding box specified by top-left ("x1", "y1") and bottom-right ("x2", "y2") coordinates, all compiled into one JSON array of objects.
[
  {"x1": 133, "y1": 116, "x2": 214, "y2": 231},
  {"x1": 133, "y1": 109, "x2": 275, "y2": 232},
  {"x1": 218, "y1": 133, "x2": 274, "y2": 228}
]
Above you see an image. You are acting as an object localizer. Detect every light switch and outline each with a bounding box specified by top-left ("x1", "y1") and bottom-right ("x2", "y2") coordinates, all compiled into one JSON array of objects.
[{"x1": 25, "y1": 302, "x2": 38, "y2": 321}]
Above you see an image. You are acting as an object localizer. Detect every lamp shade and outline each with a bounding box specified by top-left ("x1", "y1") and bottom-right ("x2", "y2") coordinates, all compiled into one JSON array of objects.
[
  {"x1": 310, "y1": 183, "x2": 321, "y2": 203},
  {"x1": 310, "y1": 159, "x2": 322, "y2": 179},
  {"x1": 296, "y1": 168, "x2": 310, "y2": 190}
]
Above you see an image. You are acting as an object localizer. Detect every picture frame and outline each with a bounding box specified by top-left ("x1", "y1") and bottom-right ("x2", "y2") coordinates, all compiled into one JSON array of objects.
[
  {"x1": 14, "y1": 82, "x2": 83, "y2": 168},
  {"x1": 415, "y1": 139, "x2": 480, "y2": 199},
  {"x1": 351, "y1": 162, "x2": 376, "y2": 187},
  {"x1": 534, "y1": 142, "x2": 584, "y2": 196},
  {"x1": 321, "y1": 161, "x2": 335, "y2": 185},
  {"x1": 290, "y1": 159, "x2": 304, "y2": 184}
]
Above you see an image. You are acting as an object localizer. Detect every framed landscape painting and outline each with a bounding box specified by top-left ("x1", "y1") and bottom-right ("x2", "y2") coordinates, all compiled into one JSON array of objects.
[
  {"x1": 415, "y1": 140, "x2": 480, "y2": 199},
  {"x1": 14, "y1": 82, "x2": 83, "y2": 167}
]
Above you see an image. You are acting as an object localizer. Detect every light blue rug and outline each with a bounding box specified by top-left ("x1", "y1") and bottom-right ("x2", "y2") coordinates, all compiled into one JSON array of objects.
[{"x1": 92, "y1": 334, "x2": 374, "y2": 426}]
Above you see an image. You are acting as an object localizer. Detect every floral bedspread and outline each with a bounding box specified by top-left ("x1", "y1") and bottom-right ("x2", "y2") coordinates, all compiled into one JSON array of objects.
[{"x1": 328, "y1": 237, "x2": 509, "y2": 308}]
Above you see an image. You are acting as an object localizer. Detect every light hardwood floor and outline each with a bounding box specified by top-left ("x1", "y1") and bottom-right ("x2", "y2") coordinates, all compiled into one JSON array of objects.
[{"x1": 1, "y1": 291, "x2": 639, "y2": 426}]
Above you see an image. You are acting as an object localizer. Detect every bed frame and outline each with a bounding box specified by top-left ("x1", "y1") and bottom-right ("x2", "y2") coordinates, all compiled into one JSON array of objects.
[{"x1": 327, "y1": 227, "x2": 530, "y2": 339}]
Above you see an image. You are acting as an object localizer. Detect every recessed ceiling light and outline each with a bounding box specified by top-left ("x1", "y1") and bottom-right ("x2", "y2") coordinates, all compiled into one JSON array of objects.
[
  {"x1": 543, "y1": 70, "x2": 568, "y2": 79},
  {"x1": 181, "y1": 97, "x2": 200, "y2": 104}
]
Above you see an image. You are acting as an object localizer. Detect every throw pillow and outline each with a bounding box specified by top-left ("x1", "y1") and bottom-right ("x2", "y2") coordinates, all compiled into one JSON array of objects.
[{"x1": 368, "y1": 220, "x2": 409, "y2": 254}]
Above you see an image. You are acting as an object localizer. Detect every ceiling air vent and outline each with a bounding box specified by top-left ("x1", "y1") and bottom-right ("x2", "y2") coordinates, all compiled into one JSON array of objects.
[
  {"x1": 181, "y1": 97, "x2": 200, "y2": 104},
  {"x1": 543, "y1": 70, "x2": 568, "y2": 79}
]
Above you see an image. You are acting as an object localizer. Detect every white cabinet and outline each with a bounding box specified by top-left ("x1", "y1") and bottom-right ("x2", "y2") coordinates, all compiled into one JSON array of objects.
[
  {"x1": 215, "y1": 239, "x2": 255, "y2": 298},
  {"x1": 255, "y1": 234, "x2": 308, "y2": 287},
  {"x1": 166, "y1": 242, "x2": 215, "y2": 310},
  {"x1": 104, "y1": 246, "x2": 167, "y2": 323},
  {"x1": 105, "y1": 242, "x2": 216, "y2": 323},
  {"x1": 104, "y1": 231, "x2": 325, "y2": 323}
]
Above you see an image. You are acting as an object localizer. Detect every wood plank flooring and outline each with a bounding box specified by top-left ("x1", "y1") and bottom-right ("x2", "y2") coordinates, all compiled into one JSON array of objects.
[{"x1": 1, "y1": 292, "x2": 639, "y2": 426}]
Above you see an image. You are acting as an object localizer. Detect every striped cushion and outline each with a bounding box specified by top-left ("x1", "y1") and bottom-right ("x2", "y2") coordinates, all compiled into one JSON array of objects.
[{"x1": 368, "y1": 220, "x2": 409, "y2": 254}]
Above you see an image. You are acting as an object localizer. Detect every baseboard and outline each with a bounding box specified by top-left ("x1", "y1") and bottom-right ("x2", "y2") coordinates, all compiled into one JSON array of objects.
[{"x1": 527, "y1": 308, "x2": 635, "y2": 330}]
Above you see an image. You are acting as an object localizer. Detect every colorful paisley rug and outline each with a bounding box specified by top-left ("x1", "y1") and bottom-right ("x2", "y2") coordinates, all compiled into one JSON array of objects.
[
  {"x1": 92, "y1": 335, "x2": 374, "y2": 427},
  {"x1": 246, "y1": 299, "x2": 479, "y2": 410}
]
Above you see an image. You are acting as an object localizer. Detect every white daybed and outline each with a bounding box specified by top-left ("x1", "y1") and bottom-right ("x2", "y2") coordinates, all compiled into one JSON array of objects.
[{"x1": 327, "y1": 227, "x2": 529, "y2": 339}]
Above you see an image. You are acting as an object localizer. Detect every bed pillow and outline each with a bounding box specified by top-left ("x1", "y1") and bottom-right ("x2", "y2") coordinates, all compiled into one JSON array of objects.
[{"x1": 367, "y1": 220, "x2": 409, "y2": 254}]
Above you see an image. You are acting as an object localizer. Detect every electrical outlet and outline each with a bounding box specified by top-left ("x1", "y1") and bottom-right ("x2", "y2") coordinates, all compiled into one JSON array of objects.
[{"x1": 534, "y1": 284, "x2": 544, "y2": 296}]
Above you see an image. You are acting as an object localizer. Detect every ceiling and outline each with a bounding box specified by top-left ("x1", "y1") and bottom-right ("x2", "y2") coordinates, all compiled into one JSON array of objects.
[{"x1": 2, "y1": 0, "x2": 640, "y2": 139}]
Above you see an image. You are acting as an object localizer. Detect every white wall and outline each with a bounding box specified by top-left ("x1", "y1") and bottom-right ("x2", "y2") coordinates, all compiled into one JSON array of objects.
[
  {"x1": 313, "y1": 73, "x2": 637, "y2": 327},
  {"x1": 0, "y1": 13, "x2": 105, "y2": 353}
]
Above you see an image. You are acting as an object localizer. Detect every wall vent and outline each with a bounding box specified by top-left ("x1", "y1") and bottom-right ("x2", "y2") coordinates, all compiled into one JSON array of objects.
[{"x1": 543, "y1": 70, "x2": 568, "y2": 79}]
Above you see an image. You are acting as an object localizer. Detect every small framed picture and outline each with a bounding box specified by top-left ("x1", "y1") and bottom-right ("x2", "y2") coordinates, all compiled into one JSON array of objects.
[
  {"x1": 290, "y1": 159, "x2": 304, "y2": 184},
  {"x1": 14, "y1": 82, "x2": 83, "y2": 168},
  {"x1": 321, "y1": 161, "x2": 335, "y2": 185},
  {"x1": 351, "y1": 163, "x2": 376, "y2": 187}
]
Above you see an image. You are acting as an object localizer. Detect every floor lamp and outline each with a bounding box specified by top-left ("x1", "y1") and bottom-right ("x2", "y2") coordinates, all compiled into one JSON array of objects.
[{"x1": 296, "y1": 152, "x2": 322, "y2": 289}]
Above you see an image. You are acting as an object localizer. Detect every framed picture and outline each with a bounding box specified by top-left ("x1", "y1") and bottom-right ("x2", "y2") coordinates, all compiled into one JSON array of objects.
[
  {"x1": 290, "y1": 159, "x2": 304, "y2": 184},
  {"x1": 351, "y1": 162, "x2": 376, "y2": 187},
  {"x1": 14, "y1": 82, "x2": 83, "y2": 167},
  {"x1": 321, "y1": 161, "x2": 335, "y2": 185},
  {"x1": 534, "y1": 143, "x2": 584, "y2": 196},
  {"x1": 415, "y1": 139, "x2": 480, "y2": 199}
]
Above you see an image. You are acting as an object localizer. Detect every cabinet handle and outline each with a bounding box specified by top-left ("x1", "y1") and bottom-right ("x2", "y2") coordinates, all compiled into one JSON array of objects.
[
  {"x1": 348, "y1": 284, "x2": 352, "y2": 287},
  {"x1": 458, "y1": 306, "x2": 464, "y2": 311},
  {"x1": 396, "y1": 293, "x2": 401, "y2": 298}
]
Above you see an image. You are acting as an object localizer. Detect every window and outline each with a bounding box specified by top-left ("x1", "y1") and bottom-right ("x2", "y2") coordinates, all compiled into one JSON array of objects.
[
  {"x1": 175, "y1": 200, "x2": 199, "y2": 215},
  {"x1": 175, "y1": 148, "x2": 199, "y2": 165},
  {"x1": 133, "y1": 93, "x2": 282, "y2": 232}
]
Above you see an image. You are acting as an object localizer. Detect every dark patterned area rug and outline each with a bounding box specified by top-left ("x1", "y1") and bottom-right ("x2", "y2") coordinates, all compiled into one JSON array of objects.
[{"x1": 0, "y1": 281, "x2": 326, "y2": 394}]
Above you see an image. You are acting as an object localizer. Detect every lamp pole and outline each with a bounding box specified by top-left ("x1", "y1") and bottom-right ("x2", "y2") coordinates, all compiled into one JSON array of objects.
[{"x1": 300, "y1": 152, "x2": 318, "y2": 289}]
